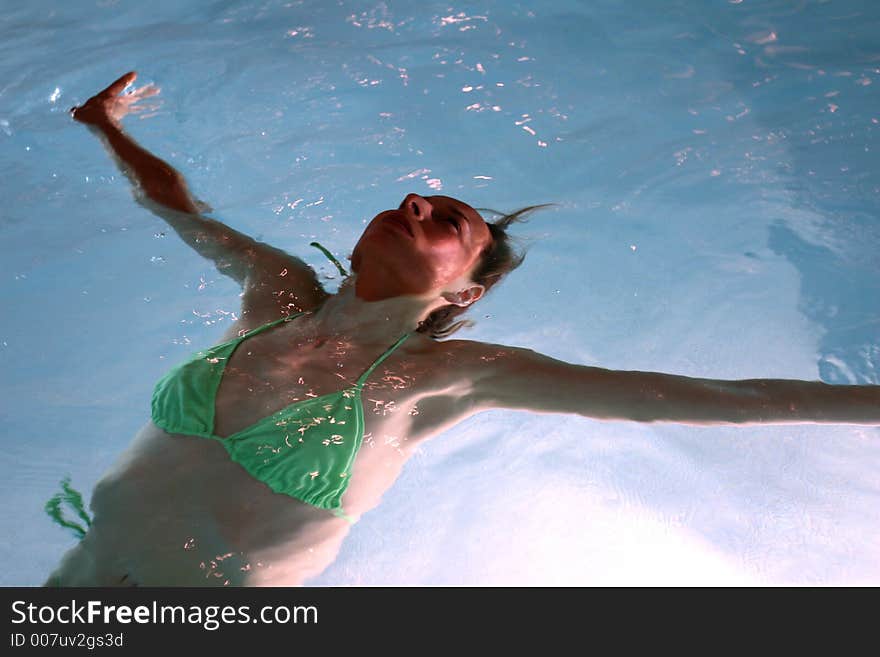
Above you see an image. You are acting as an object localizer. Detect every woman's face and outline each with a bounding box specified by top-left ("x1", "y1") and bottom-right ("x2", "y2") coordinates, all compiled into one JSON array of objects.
[{"x1": 351, "y1": 194, "x2": 493, "y2": 301}]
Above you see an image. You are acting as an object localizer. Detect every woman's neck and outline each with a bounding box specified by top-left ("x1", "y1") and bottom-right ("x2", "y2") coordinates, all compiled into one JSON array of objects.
[{"x1": 306, "y1": 279, "x2": 440, "y2": 343}]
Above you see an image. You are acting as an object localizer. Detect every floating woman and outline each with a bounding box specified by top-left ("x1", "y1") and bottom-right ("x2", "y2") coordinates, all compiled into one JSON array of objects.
[{"x1": 46, "y1": 72, "x2": 880, "y2": 586}]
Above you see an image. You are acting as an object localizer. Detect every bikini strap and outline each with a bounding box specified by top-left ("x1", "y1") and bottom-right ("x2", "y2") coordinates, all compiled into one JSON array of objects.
[
  {"x1": 332, "y1": 507, "x2": 356, "y2": 524},
  {"x1": 236, "y1": 312, "x2": 303, "y2": 342},
  {"x1": 354, "y1": 332, "x2": 412, "y2": 389}
]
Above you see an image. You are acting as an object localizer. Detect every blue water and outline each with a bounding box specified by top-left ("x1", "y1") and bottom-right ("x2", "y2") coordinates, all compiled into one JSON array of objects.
[{"x1": 1, "y1": 0, "x2": 878, "y2": 585}]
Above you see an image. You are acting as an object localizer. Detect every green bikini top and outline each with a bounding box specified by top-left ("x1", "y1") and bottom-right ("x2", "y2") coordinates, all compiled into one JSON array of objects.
[{"x1": 151, "y1": 312, "x2": 411, "y2": 521}]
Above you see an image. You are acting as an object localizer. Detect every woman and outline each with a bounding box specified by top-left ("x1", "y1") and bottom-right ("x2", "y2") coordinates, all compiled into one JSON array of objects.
[{"x1": 47, "y1": 73, "x2": 880, "y2": 586}]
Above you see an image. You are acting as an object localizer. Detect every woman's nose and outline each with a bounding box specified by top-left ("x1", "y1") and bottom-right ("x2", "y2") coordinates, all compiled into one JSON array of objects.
[{"x1": 403, "y1": 193, "x2": 432, "y2": 221}]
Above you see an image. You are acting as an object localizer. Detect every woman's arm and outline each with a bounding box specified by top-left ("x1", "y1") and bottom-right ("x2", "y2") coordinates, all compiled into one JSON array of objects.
[
  {"x1": 70, "y1": 72, "x2": 200, "y2": 215},
  {"x1": 71, "y1": 72, "x2": 327, "y2": 314},
  {"x1": 468, "y1": 343, "x2": 880, "y2": 425}
]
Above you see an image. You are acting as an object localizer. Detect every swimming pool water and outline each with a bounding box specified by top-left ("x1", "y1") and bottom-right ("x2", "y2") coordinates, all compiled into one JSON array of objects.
[{"x1": 1, "y1": 0, "x2": 878, "y2": 585}]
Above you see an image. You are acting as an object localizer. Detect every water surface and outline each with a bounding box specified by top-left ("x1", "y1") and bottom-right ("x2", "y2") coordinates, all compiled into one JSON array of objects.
[{"x1": 1, "y1": 0, "x2": 878, "y2": 585}]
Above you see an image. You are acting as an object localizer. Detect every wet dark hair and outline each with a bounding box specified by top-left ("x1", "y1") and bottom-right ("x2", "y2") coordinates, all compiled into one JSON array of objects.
[{"x1": 416, "y1": 204, "x2": 554, "y2": 339}]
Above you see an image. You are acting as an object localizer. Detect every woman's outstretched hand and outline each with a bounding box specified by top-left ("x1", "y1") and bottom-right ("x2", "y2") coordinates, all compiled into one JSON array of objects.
[{"x1": 70, "y1": 71, "x2": 160, "y2": 126}]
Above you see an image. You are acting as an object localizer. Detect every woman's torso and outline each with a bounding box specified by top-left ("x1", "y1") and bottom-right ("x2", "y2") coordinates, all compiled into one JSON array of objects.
[{"x1": 62, "y1": 312, "x2": 483, "y2": 586}]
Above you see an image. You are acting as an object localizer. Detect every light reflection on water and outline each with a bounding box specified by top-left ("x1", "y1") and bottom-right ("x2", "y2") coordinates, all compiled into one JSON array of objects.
[{"x1": 0, "y1": 0, "x2": 878, "y2": 585}]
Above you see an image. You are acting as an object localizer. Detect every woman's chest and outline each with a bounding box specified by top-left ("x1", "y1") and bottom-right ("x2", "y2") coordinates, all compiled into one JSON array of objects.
[{"x1": 212, "y1": 332, "x2": 429, "y2": 438}]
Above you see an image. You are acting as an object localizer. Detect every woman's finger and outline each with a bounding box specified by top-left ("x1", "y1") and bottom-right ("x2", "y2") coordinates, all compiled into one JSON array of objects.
[
  {"x1": 132, "y1": 83, "x2": 161, "y2": 99},
  {"x1": 99, "y1": 71, "x2": 137, "y2": 99},
  {"x1": 129, "y1": 102, "x2": 161, "y2": 114}
]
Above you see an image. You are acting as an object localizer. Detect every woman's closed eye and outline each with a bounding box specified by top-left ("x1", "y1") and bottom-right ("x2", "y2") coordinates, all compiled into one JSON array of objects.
[{"x1": 442, "y1": 216, "x2": 461, "y2": 232}]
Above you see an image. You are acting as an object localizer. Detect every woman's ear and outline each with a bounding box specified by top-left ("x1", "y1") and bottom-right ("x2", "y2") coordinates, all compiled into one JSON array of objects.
[{"x1": 441, "y1": 284, "x2": 485, "y2": 307}]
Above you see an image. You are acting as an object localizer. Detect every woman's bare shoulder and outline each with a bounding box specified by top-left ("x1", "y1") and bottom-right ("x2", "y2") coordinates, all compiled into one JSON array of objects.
[
  {"x1": 431, "y1": 336, "x2": 527, "y2": 357},
  {"x1": 215, "y1": 293, "x2": 331, "y2": 342},
  {"x1": 419, "y1": 336, "x2": 530, "y2": 378}
]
